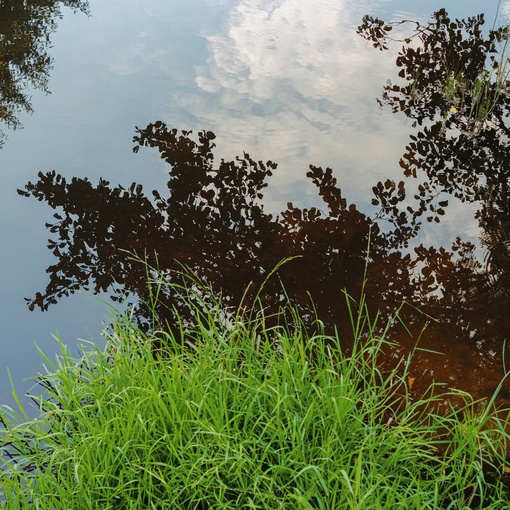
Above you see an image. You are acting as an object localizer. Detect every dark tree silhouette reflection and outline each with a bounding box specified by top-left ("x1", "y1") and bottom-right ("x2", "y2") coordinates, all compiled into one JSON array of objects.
[
  {"x1": 17, "y1": 120, "x2": 508, "y2": 349},
  {"x1": 19, "y1": 122, "x2": 414, "y2": 339},
  {"x1": 358, "y1": 9, "x2": 510, "y2": 352},
  {"x1": 359, "y1": 9, "x2": 510, "y2": 223}
]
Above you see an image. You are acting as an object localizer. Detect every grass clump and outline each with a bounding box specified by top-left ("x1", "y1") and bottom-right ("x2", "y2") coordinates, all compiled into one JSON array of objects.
[{"x1": 1, "y1": 275, "x2": 510, "y2": 509}]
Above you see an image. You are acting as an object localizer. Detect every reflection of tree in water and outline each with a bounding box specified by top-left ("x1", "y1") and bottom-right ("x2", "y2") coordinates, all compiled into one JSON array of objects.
[
  {"x1": 17, "y1": 121, "x2": 508, "y2": 346},
  {"x1": 17, "y1": 9, "x2": 510, "y2": 398},
  {"x1": 358, "y1": 9, "x2": 510, "y2": 344},
  {"x1": 0, "y1": 0, "x2": 89, "y2": 143},
  {"x1": 358, "y1": 9, "x2": 510, "y2": 217},
  {"x1": 18, "y1": 122, "x2": 411, "y2": 338}
]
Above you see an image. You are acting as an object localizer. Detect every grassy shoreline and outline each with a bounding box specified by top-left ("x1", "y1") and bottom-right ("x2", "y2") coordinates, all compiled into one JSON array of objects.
[{"x1": 1, "y1": 278, "x2": 510, "y2": 508}]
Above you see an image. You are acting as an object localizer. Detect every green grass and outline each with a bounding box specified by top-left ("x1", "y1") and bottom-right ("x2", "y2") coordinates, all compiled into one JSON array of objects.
[{"x1": 1, "y1": 274, "x2": 510, "y2": 509}]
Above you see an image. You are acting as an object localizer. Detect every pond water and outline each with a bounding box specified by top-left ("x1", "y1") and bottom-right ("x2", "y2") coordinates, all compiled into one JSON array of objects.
[{"x1": 1, "y1": 0, "x2": 510, "y2": 414}]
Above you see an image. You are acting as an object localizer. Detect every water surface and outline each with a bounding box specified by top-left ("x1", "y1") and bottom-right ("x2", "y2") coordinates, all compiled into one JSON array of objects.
[{"x1": 1, "y1": 0, "x2": 509, "y2": 412}]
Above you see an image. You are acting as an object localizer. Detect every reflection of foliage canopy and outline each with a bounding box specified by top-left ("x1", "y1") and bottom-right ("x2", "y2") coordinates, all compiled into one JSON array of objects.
[
  {"x1": 18, "y1": 122, "x2": 510, "y2": 351},
  {"x1": 359, "y1": 10, "x2": 510, "y2": 226},
  {"x1": 0, "y1": 0, "x2": 89, "y2": 140},
  {"x1": 356, "y1": 9, "x2": 510, "y2": 353},
  {"x1": 358, "y1": 9, "x2": 510, "y2": 126},
  {"x1": 18, "y1": 123, "x2": 386, "y2": 334}
]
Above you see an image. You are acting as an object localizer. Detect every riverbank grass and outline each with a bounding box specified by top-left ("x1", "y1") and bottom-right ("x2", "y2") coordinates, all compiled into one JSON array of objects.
[{"x1": 1, "y1": 281, "x2": 510, "y2": 508}]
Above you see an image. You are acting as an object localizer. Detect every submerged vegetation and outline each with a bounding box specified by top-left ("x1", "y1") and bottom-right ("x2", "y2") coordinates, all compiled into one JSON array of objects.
[{"x1": 1, "y1": 272, "x2": 510, "y2": 508}]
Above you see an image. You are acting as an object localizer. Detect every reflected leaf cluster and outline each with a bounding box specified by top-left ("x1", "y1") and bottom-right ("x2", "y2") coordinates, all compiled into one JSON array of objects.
[
  {"x1": 0, "y1": 0, "x2": 89, "y2": 144},
  {"x1": 359, "y1": 9, "x2": 510, "y2": 335}
]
